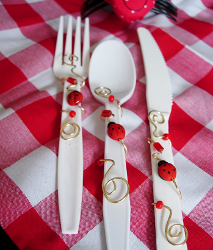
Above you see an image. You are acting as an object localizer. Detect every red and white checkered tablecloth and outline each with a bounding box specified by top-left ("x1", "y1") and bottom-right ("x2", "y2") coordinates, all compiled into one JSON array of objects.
[{"x1": 1, "y1": 0, "x2": 213, "y2": 249}]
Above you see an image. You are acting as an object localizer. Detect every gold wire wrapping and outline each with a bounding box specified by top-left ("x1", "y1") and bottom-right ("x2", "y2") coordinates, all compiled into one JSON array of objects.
[
  {"x1": 100, "y1": 159, "x2": 130, "y2": 203},
  {"x1": 59, "y1": 53, "x2": 85, "y2": 140},
  {"x1": 148, "y1": 110, "x2": 171, "y2": 145},
  {"x1": 94, "y1": 87, "x2": 123, "y2": 117},
  {"x1": 77, "y1": 104, "x2": 86, "y2": 116},
  {"x1": 62, "y1": 54, "x2": 85, "y2": 88},
  {"x1": 152, "y1": 203, "x2": 188, "y2": 246},
  {"x1": 100, "y1": 113, "x2": 115, "y2": 122},
  {"x1": 147, "y1": 138, "x2": 163, "y2": 161},
  {"x1": 119, "y1": 139, "x2": 128, "y2": 157},
  {"x1": 94, "y1": 86, "x2": 111, "y2": 97},
  {"x1": 60, "y1": 111, "x2": 80, "y2": 140},
  {"x1": 172, "y1": 178, "x2": 182, "y2": 201}
]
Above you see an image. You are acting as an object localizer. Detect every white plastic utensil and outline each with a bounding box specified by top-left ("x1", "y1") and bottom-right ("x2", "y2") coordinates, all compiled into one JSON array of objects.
[
  {"x1": 137, "y1": 27, "x2": 188, "y2": 249},
  {"x1": 89, "y1": 40, "x2": 136, "y2": 250},
  {"x1": 53, "y1": 15, "x2": 90, "y2": 234}
]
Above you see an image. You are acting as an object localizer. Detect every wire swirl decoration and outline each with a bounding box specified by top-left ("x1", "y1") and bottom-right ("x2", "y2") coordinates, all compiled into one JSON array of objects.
[
  {"x1": 94, "y1": 87, "x2": 123, "y2": 117},
  {"x1": 152, "y1": 203, "x2": 188, "y2": 246},
  {"x1": 148, "y1": 110, "x2": 171, "y2": 145},
  {"x1": 62, "y1": 54, "x2": 85, "y2": 89},
  {"x1": 99, "y1": 159, "x2": 129, "y2": 203},
  {"x1": 60, "y1": 111, "x2": 80, "y2": 140}
]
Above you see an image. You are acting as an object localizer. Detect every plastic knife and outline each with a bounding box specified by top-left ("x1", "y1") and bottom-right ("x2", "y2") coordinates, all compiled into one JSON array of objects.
[{"x1": 137, "y1": 27, "x2": 188, "y2": 250}]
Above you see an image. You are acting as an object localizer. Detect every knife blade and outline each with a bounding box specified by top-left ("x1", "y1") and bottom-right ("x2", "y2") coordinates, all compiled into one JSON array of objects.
[{"x1": 137, "y1": 27, "x2": 188, "y2": 250}]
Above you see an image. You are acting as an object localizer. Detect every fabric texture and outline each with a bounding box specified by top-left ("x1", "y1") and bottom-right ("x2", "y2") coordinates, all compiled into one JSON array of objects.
[{"x1": 0, "y1": 0, "x2": 213, "y2": 249}]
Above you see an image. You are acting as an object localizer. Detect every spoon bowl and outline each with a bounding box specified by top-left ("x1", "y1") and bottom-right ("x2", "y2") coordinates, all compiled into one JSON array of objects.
[
  {"x1": 89, "y1": 40, "x2": 136, "y2": 250},
  {"x1": 89, "y1": 40, "x2": 136, "y2": 106}
]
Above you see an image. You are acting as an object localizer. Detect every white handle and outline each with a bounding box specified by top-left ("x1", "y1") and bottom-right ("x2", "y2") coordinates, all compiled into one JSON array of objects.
[
  {"x1": 102, "y1": 102, "x2": 130, "y2": 250},
  {"x1": 57, "y1": 81, "x2": 83, "y2": 234},
  {"x1": 149, "y1": 113, "x2": 187, "y2": 250}
]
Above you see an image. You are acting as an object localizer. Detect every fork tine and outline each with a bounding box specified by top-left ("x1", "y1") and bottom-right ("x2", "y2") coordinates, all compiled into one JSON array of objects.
[
  {"x1": 65, "y1": 16, "x2": 72, "y2": 57},
  {"x1": 53, "y1": 16, "x2": 63, "y2": 73},
  {"x1": 74, "y1": 16, "x2": 81, "y2": 67},
  {"x1": 82, "y1": 17, "x2": 90, "y2": 75}
]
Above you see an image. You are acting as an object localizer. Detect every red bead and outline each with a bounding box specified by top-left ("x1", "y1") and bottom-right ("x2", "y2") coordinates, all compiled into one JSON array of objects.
[
  {"x1": 109, "y1": 95, "x2": 114, "y2": 102},
  {"x1": 153, "y1": 142, "x2": 164, "y2": 152},
  {"x1": 69, "y1": 110, "x2": 76, "y2": 118},
  {"x1": 101, "y1": 110, "x2": 112, "y2": 117},
  {"x1": 97, "y1": 158, "x2": 104, "y2": 166},
  {"x1": 156, "y1": 201, "x2": 163, "y2": 209},
  {"x1": 163, "y1": 133, "x2": 170, "y2": 140},
  {"x1": 67, "y1": 77, "x2": 77, "y2": 85},
  {"x1": 107, "y1": 122, "x2": 125, "y2": 141},
  {"x1": 158, "y1": 160, "x2": 177, "y2": 181},
  {"x1": 67, "y1": 91, "x2": 83, "y2": 106}
]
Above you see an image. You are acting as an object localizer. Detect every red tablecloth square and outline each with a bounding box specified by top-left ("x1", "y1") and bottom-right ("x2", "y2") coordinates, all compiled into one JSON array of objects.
[
  {"x1": 0, "y1": 58, "x2": 27, "y2": 95},
  {"x1": 183, "y1": 216, "x2": 213, "y2": 250},
  {"x1": 152, "y1": 28, "x2": 185, "y2": 61},
  {"x1": 177, "y1": 16, "x2": 213, "y2": 40},
  {"x1": 196, "y1": 67, "x2": 213, "y2": 96},
  {"x1": 16, "y1": 96, "x2": 61, "y2": 145},
  {"x1": 170, "y1": 102, "x2": 204, "y2": 151},
  {"x1": 4, "y1": 3, "x2": 44, "y2": 28},
  {"x1": 5, "y1": 207, "x2": 69, "y2": 250}
]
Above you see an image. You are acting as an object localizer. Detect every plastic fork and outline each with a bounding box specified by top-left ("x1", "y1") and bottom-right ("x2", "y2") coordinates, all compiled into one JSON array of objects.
[
  {"x1": 53, "y1": 16, "x2": 90, "y2": 79},
  {"x1": 53, "y1": 15, "x2": 90, "y2": 234}
]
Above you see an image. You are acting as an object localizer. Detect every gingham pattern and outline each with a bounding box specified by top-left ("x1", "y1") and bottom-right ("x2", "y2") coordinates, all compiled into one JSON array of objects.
[{"x1": 0, "y1": 0, "x2": 213, "y2": 249}]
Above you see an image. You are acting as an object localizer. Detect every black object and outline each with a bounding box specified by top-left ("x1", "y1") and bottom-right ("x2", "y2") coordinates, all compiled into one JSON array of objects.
[
  {"x1": 0, "y1": 226, "x2": 19, "y2": 250},
  {"x1": 153, "y1": 0, "x2": 177, "y2": 21}
]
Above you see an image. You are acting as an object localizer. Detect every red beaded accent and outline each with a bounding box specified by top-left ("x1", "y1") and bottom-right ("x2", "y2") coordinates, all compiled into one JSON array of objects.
[
  {"x1": 67, "y1": 77, "x2": 77, "y2": 84},
  {"x1": 156, "y1": 201, "x2": 163, "y2": 209},
  {"x1": 97, "y1": 158, "x2": 104, "y2": 166},
  {"x1": 101, "y1": 110, "x2": 112, "y2": 117},
  {"x1": 69, "y1": 110, "x2": 76, "y2": 118},
  {"x1": 109, "y1": 95, "x2": 114, "y2": 102},
  {"x1": 163, "y1": 133, "x2": 170, "y2": 140},
  {"x1": 153, "y1": 142, "x2": 164, "y2": 152}
]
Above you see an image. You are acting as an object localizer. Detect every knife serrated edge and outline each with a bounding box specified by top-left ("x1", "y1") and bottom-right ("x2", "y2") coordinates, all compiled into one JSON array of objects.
[{"x1": 137, "y1": 28, "x2": 172, "y2": 114}]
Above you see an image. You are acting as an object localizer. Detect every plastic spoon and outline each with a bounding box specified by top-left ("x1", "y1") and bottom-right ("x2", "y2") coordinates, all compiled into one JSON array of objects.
[{"x1": 89, "y1": 40, "x2": 136, "y2": 250}]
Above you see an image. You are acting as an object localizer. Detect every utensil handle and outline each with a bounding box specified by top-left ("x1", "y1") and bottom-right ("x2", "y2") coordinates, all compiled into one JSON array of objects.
[
  {"x1": 58, "y1": 81, "x2": 83, "y2": 234},
  {"x1": 103, "y1": 102, "x2": 130, "y2": 250},
  {"x1": 149, "y1": 113, "x2": 187, "y2": 250}
]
